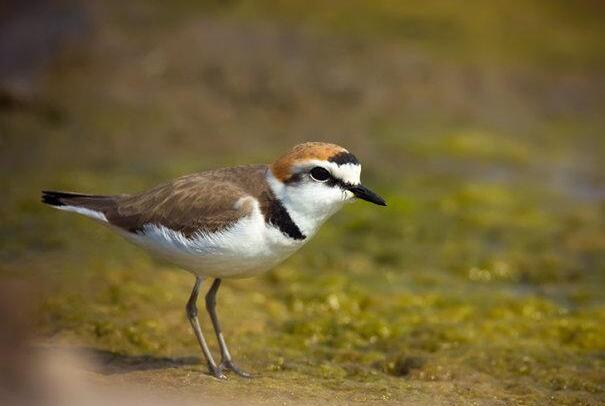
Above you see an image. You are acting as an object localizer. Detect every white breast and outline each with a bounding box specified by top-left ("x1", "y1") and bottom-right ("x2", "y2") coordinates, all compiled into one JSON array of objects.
[{"x1": 116, "y1": 197, "x2": 307, "y2": 278}]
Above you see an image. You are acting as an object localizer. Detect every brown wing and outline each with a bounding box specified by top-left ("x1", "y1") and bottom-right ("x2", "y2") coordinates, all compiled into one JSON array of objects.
[{"x1": 107, "y1": 165, "x2": 270, "y2": 237}]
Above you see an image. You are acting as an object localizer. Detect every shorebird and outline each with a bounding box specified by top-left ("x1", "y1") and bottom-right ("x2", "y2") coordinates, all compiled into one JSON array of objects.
[{"x1": 42, "y1": 142, "x2": 386, "y2": 379}]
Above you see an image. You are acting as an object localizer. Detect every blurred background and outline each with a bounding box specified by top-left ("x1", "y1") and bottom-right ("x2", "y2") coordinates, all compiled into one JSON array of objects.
[{"x1": 1, "y1": 0, "x2": 604, "y2": 404}]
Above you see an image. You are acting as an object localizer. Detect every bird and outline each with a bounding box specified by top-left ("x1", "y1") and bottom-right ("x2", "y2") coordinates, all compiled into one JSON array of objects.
[{"x1": 41, "y1": 142, "x2": 386, "y2": 379}]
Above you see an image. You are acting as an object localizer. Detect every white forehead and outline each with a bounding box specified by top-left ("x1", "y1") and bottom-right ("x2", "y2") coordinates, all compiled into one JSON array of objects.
[{"x1": 298, "y1": 159, "x2": 361, "y2": 185}]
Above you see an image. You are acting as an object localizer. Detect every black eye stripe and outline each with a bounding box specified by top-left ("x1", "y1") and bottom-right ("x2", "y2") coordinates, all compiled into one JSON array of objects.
[
  {"x1": 283, "y1": 166, "x2": 357, "y2": 188},
  {"x1": 331, "y1": 178, "x2": 353, "y2": 189},
  {"x1": 284, "y1": 172, "x2": 303, "y2": 184}
]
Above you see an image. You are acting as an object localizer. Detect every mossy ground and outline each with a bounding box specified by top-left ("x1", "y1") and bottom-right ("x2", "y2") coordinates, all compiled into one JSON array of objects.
[{"x1": 1, "y1": 1, "x2": 604, "y2": 404}]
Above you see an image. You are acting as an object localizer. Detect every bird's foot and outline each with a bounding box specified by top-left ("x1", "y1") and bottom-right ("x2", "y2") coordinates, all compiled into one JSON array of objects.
[
  {"x1": 208, "y1": 363, "x2": 227, "y2": 380},
  {"x1": 219, "y1": 359, "x2": 253, "y2": 378}
]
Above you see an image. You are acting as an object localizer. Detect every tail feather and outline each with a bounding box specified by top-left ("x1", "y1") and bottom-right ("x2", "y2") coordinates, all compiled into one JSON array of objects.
[
  {"x1": 42, "y1": 190, "x2": 99, "y2": 206},
  {"x1": 41, "y1": 190, "x2": 117, "y2": 222}
]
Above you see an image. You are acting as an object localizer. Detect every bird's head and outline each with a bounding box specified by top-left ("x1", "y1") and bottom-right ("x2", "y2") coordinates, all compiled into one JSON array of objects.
[{"x1": 268, "y1": 142, "x2": 386, "y2": 230}]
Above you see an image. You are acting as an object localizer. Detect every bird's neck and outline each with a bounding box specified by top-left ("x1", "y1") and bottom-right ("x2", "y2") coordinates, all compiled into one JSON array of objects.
[{"x1": 265, "y1": 171, "x2": 344, "y2": 238}]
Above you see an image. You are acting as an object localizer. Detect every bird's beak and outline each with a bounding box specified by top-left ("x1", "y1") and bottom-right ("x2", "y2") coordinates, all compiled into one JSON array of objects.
[{"x1": 348, "y1": 184, "x2": 387, "y2": 206}]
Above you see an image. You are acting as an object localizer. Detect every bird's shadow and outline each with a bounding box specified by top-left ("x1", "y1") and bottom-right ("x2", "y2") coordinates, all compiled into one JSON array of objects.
[{"x1": 75, "y1": 347, "x2": 201, "y2": 375}]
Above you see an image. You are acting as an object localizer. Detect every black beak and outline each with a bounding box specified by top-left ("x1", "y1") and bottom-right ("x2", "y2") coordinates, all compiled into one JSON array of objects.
[{"x1": 348, "y1": 184, "x2": 387, "y2": 206}]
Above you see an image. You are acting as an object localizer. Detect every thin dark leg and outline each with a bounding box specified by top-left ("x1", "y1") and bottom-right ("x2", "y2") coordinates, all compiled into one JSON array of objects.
[
  {"x1": 206, "y1": 278, "x2": 252, "y2": 378},
  {"x1": 186, "y1": 277, "x2": 225, "y2": 379}
]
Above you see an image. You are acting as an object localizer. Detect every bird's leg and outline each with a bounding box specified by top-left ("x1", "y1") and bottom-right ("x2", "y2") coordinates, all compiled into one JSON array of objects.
[
  {"x1": 205, "y1": 278, "x2": 252, "y2": 378},
  {"x1": 186, "y1": 277, "x2": 225, "y2": 379}
]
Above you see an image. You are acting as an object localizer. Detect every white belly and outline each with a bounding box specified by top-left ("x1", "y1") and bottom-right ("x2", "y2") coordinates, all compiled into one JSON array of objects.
[{"x1": 116, "y1": 204, "x2": 307, "y2": 279}]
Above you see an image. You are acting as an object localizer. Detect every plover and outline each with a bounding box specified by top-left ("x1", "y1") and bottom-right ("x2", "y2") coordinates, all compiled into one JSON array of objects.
[{"x1": 42, "y1": 142, "x2": 386, "y2": 379}]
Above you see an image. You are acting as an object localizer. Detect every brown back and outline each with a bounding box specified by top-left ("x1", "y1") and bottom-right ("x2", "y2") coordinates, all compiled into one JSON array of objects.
[{"x1": 107, "y1": 165, "x2": 271, "y2": 236}]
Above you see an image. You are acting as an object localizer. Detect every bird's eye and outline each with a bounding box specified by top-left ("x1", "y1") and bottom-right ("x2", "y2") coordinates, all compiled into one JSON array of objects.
[{"x1": 310, "y1": 167, "x2": 331, "y2": 182}]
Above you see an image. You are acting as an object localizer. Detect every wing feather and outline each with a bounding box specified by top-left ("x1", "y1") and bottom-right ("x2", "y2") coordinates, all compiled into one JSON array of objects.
[{"x1": 107, "y1": 165, "x2": 268, "y2": 237}]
